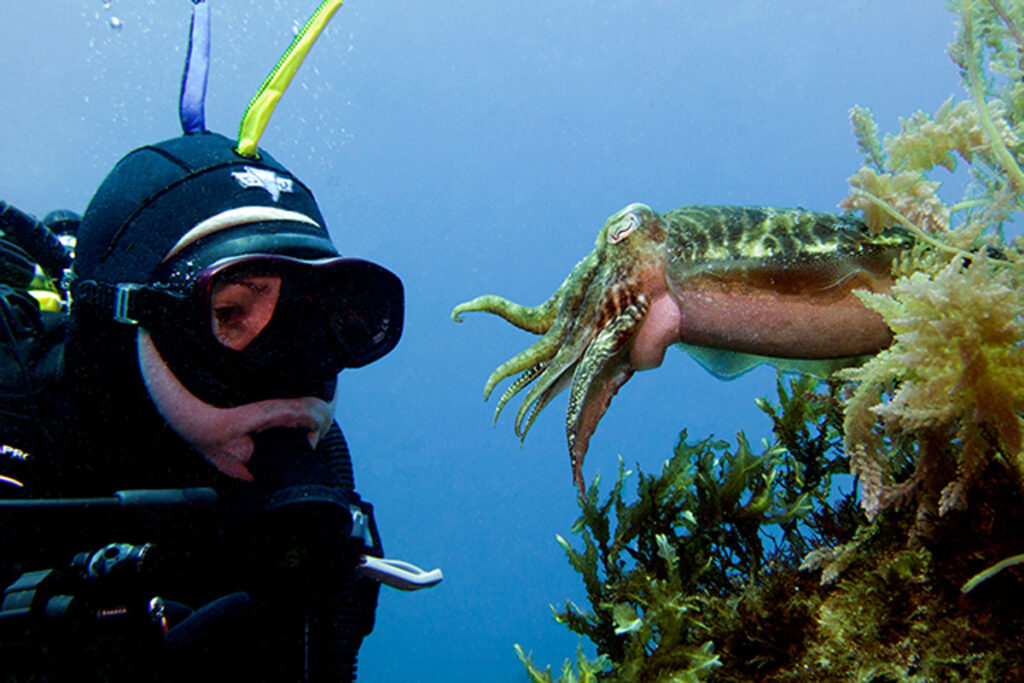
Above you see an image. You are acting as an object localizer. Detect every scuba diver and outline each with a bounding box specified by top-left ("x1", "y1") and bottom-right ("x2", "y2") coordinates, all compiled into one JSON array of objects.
[{"x1": 0, "y1": 2, "x2": 439, "y2": 681}]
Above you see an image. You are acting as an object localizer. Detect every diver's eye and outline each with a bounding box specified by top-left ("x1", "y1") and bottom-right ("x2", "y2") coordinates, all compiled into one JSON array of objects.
[
  {"x1": 213, "y1": 304, "x2": 243, "y2": 325},
  {"x1": 209, "y1": 275, "x2": 282, "y2": 351},
  {"x1": 608, "y1": 213, "x2": 639, "y2": 244}
]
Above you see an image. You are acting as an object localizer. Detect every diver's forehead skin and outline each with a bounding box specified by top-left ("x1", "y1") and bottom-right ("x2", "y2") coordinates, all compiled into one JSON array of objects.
[{"x1": 162, "y1": 206, "x2": 321, "y2": 262}]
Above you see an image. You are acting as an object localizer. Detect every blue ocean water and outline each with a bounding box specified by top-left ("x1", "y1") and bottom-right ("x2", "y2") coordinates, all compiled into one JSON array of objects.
[{"x1": 0, "y1": 2, "x2": 960, "y2": 680}]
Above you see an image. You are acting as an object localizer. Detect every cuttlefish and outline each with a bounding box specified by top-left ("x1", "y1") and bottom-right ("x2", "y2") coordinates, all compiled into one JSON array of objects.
[{"x1": 452, "y1": 204, "x2": 913, "y2": 494}]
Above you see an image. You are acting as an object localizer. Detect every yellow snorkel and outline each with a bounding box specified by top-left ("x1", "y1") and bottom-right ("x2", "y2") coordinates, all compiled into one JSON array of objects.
[{"x1": 236, "y1": 0, "x2": 344, "y2": 158}]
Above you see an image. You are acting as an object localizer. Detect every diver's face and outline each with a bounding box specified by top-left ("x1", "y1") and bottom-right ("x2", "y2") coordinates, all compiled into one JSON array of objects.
[{"x1": 210, "y1": 273, "x2": 282, "y2": 351}]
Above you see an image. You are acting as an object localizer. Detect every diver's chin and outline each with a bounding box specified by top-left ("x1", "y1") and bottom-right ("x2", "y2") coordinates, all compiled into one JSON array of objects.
[{"x1": 137, "y1": 330, "x2": 336, "y2": 482}]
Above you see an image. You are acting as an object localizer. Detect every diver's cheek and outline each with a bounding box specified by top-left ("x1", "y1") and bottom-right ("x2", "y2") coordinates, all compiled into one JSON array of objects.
[{"x1": 629, "y1": 293, "x2": 681, "y2": 370}]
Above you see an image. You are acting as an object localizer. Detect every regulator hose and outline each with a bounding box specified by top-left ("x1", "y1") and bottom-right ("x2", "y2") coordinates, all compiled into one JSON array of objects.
[{"x1": 0, "y1": 201, "x2": 73, "y2": 281}]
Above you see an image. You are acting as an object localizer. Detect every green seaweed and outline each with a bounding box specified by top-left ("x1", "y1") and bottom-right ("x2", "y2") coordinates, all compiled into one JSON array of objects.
[
  {"x1": 520, "y1": 376, "x2": 1024, "y2": 680},
  {"x1": 516, "y1": 377, "x2": 857, "y2": 681},
  {"x1": 519, "y1": 4, "x2": 1024, "y2": 677}
]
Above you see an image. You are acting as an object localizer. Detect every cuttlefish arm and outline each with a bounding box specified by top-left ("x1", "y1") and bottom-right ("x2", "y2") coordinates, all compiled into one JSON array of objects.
[
  {"x1": 454, "y1": 203, "x2": 912, "y2": 494},
  {"x1": 565, "y1": 295, "x2": 648, "y2": 490}
]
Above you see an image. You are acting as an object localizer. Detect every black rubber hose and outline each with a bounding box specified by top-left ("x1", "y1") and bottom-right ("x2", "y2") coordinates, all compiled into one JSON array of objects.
[
  {"x1": 0, "y1": 240, "x2": 36, "y2": 289},
  {"x1": 305, "y1": 568, "x2": 376, "y2": 682},
  {"x1": 0, "y1": 201, "x2": 73, "y2": 280},
  {"x1": 312, "y1": 425, "x2": 370, "y2": 680}
]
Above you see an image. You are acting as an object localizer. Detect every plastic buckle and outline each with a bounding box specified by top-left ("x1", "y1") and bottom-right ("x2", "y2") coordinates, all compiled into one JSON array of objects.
[
  {"x1": 349, "y1": 504, "x2": 376, "y2": 548},
  {"x1": 113, "y1": 284, "x2": 142, "y2": 325}
]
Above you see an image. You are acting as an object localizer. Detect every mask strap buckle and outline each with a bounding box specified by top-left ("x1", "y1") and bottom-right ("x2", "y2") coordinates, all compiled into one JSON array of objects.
[{"x1": 113, "y1": 284, "x2": 143, "y2": 325}]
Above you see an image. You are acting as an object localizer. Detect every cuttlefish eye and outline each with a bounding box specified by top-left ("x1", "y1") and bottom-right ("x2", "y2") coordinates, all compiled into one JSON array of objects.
[{"x1": 608, "y1": 211, "x2": 640, "y2": 244}]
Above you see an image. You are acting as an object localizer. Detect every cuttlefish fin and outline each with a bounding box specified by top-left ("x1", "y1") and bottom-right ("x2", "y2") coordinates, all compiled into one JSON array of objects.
[
  {"x1": 567, "y1": 296, "x2": 650, "y2": 495},
  {"x1": 677, "y1": 342, "x2": 867, "y2": 381}
]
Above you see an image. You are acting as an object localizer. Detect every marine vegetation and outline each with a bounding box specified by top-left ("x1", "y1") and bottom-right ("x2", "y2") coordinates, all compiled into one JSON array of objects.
[
  {"x1": 515, "y1": 0, "x2": 1024, "y2": 679},
  {"x1": 518, "y1": 377, "x2": 1024, "y2": 681}
]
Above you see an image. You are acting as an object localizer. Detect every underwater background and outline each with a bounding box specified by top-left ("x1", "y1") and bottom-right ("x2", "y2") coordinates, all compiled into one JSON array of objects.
[{"x1": 0, "y1": 2, "x2": 968, "y2": 680}]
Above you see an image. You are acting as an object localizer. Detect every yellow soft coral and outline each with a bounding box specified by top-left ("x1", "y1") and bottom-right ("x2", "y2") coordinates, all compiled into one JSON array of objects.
[
  {"x1": 839, "y1": 3, "x2": 1024, "y2": 243},
  {"x1": 839, "y1": 168, "x2": 950, "y2": 235},
  {"x1": 849, "y1": 105, "x2": 885, "y2": 172},
  {"x1": 884, "y1": 97, "x2": 1018, "y2": 173},
  {"x1": 835, "y1": 1, "x2": 1024, "y2": 524},
  {"x1": 839, "y1": 256, "x2": 1024, "y2": 519}
]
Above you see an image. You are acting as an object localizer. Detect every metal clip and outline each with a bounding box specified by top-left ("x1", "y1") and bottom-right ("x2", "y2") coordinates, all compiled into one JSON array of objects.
[
  {"x1": 349, "y1": 505, "x2": 376, "y2": 548},
  {"x1": 149, "y1": 596, "x2": 168, "y2": 635},
  {"x1": 113, "y1": 284, "x2": 142, "y2": 325}
]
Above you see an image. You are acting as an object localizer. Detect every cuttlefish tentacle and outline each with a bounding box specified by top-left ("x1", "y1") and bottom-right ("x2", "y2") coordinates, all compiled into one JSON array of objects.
[
  {"x1": 494, "y1": 362, "x2": 547, "y2": 423},
  {"x1": 482, "y1": 337, "x2": 557, "y2": 401},
  {"x1": 511, "y1": 277, "x2": 648, "y2": 437},
  {"x1": 454, "y1": 252, "x2": 602, "y2": 400},
  {"x1": 485, "y1": 301, "x2": 583, "y2": 402},
  {"x1": 516, "y1": 375, "x2": 566, "y2": 440},
  {"x1": 566, "y1": 295, "x2": 649, "y2": 493},
  {"x1": 512, "y1": 327, "x2": 595, "y2": 435},
  {"x1": 452, "y1": 251, "x2": 600, "y2": 332},
  {"x1": 453, "y1": 203, "x2": 913, "y2": 493},
  {"x1": 452, "y1": 294, "x2": 558, "y2": 334}
]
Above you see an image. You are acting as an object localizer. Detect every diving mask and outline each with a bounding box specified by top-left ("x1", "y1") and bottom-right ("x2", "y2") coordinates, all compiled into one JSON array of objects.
[{"x1": 73, "y1": 253, "x2": 404, "y2": 371}]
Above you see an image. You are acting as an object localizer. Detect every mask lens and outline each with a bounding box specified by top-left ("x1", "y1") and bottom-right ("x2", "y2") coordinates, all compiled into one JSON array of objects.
[
  {"x1": 209, "y1": 267, "x2": 282, "y2": 351},
  {"x1": 318, "y1": 260, "x2": 403, "y2": 367},
  {"x1": 198, "y1": 255, "x2": 403, "y2": 365}
]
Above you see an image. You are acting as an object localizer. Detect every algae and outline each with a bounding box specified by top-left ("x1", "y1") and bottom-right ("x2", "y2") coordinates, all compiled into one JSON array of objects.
[{"x1": 518, "y1": 1, "x2": 1024, "y2": 679}]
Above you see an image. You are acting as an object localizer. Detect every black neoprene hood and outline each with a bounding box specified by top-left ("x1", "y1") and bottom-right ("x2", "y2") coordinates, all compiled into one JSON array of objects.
[{"x1": 75, "y1": 131, "x2": 338, "y2": 285}]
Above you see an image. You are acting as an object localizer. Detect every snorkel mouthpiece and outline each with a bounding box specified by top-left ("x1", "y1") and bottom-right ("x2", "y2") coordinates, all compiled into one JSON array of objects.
[{"x1": 236, "y1": 0, "x2": 344, "y2": 158}]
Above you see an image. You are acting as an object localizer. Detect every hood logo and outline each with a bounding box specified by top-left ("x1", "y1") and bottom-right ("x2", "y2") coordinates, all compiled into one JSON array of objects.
[{"x1": 231, "y1": 166, "x2": 294, "y2": 202}]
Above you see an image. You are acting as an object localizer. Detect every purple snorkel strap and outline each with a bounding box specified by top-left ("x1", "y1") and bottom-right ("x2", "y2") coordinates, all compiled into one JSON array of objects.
[{"x1": 179, "y1": 0, "x2": 211, "y2": 134}]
